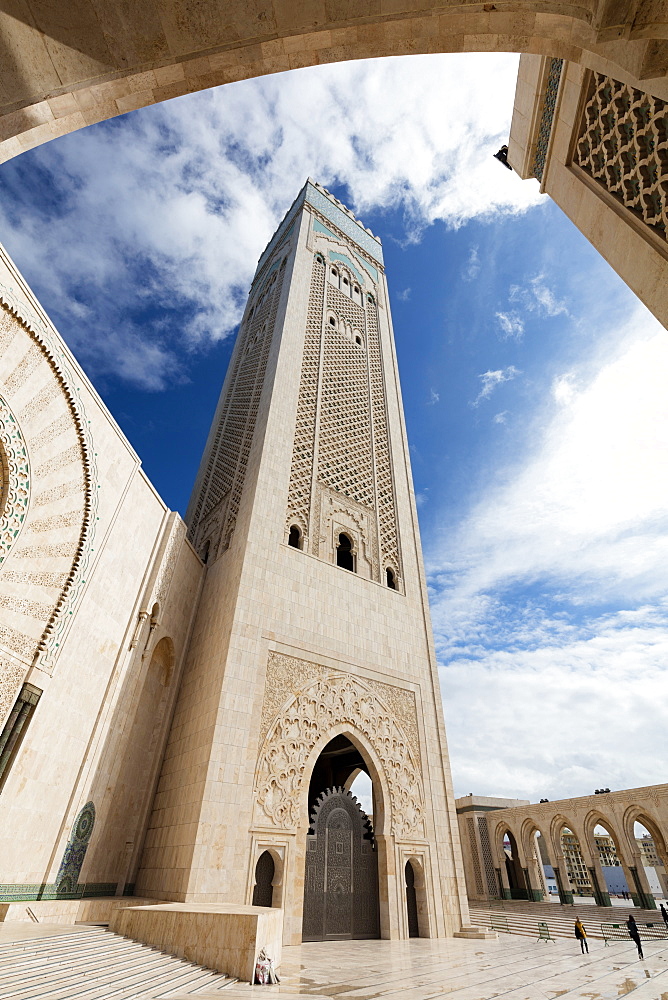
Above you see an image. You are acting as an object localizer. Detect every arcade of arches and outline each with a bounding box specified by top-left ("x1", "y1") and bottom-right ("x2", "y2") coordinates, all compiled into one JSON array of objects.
[{"x1": 456, "y1": 786, "x2": 668, "y2": 910}]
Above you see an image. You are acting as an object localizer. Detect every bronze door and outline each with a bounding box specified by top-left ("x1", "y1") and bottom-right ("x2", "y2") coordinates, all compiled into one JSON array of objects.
[{"x1": 302, "y1": 787, "x2": 379, "y2": 941}]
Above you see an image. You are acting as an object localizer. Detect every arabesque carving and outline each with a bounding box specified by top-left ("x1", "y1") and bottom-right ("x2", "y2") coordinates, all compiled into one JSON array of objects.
[{"x1": 255, "y1": 653, "x2": 424, "y2": 839}]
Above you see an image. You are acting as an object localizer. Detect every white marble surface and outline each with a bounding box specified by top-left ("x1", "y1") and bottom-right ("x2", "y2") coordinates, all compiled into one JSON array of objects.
[{"x1": 191, "y1": 934, "x2": 668, "y2": 1000}]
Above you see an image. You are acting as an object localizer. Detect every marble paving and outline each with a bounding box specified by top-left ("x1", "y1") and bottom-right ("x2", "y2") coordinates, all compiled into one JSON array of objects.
[{"x1": 192, "y1": 934, "x2": 668, "y2": 1000}]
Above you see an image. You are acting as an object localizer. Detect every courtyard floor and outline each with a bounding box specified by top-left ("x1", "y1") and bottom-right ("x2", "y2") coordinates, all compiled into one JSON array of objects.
[
  {"x1": 216, "y1": 933, "x2": 668, "y2": 1000},
  {"x1": 1, "y1": 923, "x2": 667, "y2": 999}
]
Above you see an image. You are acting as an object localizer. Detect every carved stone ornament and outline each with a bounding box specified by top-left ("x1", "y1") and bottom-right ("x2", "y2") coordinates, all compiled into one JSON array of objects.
[
  {"x1": 255, "y1": 654, "x2": 424, "y2": 840},
  {"x1": 0, "y1": 393, "x2": 30, "y2": 567},
  {"x1": 0, "y1": 277, "x2": 98, "y2": 674}
]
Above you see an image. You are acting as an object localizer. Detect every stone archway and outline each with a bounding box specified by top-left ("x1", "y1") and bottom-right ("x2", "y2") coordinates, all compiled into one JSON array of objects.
[
  {"x1": 251, "y1": 659, "x2": 428, "y2": 943},
  {"x1": 1, "y1": 2, "x2": 667, "y2": 163},
  {"x1": 622, "y1": 807, "x2": 666, "y2": 908}
]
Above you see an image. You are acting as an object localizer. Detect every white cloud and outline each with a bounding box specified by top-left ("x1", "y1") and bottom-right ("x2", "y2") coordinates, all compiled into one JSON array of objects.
[
  {"x1": 396, "y1": 287, "x2": 411, "y2": 302},
  {"x1": 493, "y1": 410, "x2": 508, "y2": 424},
  {"x1": 473, "y1": 365, "x2": 521, "y2": 406},
  {"x1": 442, "y1": 609, "x2": 668, "y2": 799},
  {"x1": 430, "y1": 304, "x2": 668, "y2": 797},
  {"x1": 448, "y1": 309, "x2": 668, "y2": 603},
  {"x1": 510, "y1": 274, "x2": 569, "y2": 317},
  {"x1": 495, "y1": 310, "x2": 524, "y2": 340},
  {"x1": 463, "y1": 244, "x2": 481, "y2": 282},
  {"x1": 552, "y1": 372, "x2": 578, "y2": 405},
  {"x1": 0, "y1": 52, "x2": 541, "y2": 387},
  {"x1": 427, "y1": 388, "x2": 440, "y2": 405}
]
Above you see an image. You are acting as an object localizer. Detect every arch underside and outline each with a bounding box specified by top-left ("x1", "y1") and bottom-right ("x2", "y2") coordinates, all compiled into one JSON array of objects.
[{"x1": 2, "y1": 2, "x2": 668, "y2": 163}]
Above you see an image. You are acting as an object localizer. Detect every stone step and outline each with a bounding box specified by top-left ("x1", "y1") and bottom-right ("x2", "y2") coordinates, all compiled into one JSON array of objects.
[
  {"x1": 0, "y1": 944, "x2": 185, "y2": 991},
  {"x1": 0, "y1": 926, "x2": 236, "y2": 999},
  {"x1": 469, "y1": 900, "x2": 668, "y2": 940},
  {"x1": 0, "y1": 936, "x2": 161, "y2": 969}
]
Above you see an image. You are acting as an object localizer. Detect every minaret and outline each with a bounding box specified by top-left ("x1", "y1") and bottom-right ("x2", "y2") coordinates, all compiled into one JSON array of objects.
[{"x1": 136, "y1": 180, "x2": 470, "y2": 944}]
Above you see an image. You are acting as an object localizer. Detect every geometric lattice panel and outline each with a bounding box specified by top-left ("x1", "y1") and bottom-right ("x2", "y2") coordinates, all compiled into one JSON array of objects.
[{"x1": 575, "y1": 72, "x2": 668, "y2": 244}]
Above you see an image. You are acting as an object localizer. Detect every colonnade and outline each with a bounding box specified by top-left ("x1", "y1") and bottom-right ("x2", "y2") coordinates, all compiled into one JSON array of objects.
[{"x1": 457, "y1": 787, "x2": 668, "y2": 910}]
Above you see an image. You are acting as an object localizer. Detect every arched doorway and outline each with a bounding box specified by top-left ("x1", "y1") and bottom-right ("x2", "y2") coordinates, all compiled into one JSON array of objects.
[
  {"x1": 591, "y1": 822, "x2": 629, "y2": 903},
  {"x1": 502, "y1": 829, "x2": 527, "y2": 899},
  {"x1": 559, "y1": 826, "x2": 592, "y2": 898},
  {"x1": 405, "y1": 861, "x2": 419, "y2": 937},
  {"x1": 252, "y1": 850, "x2": 275, "y2": 907},
  {"x1": 303, "y1": 735, "x2": 380, "y2": 942},
  {"x1": 629, "y1": 819, "x2": 662, "y2": 908}
]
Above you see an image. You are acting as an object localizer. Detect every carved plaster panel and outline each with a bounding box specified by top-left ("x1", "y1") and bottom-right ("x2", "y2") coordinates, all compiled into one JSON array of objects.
[{"x1": 255, "y1": 652, "x2": 423, "y2": 840}]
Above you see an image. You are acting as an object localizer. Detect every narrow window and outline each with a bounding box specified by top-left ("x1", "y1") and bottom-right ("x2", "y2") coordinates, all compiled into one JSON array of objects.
[
  {"x1": 329, "y1": 316, "x2": 336, "y2": 327},
  {"x1": 0, "y1": 683, "x2": 41, "y2": 791},
  {"x1": 336, "y1": 533, "x2": 355, "y2": 572},
  {"x1": 386, "y1": 568, "x2": 397, "y2": 590},
  {"x1": 355, "y1": 334, "x2": 363, "y2": 346},
  {"x1": 288, "y1": 525, "x2": 303, "y2": 549}
]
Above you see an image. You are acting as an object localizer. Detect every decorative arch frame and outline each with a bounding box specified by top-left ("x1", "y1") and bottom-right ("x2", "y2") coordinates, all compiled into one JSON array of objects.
[
  {"x1": 253, "y1": 669, "x2": 423, "y2": 840},
  {"x1": 582, "y1": 808, "x2": 626, "y2": 861},
  {"x1": 249, "y1": 844, "x2": 284, "y2": 908},
  {"x1": 549, "y1": 812, "x2": 582, "y2": 860},
  {"x1": 622, "y1": 805, "x2": 668, "y2": 861},
  {"x1": 284, "y1": 512, "x2": 307, "y2": 549},
  {"x1": 403, "y1": 853, "x2": 431, "y2": 938},
  {"x1": 520, "y1": 816, "x2": 551, "y2": 864}
]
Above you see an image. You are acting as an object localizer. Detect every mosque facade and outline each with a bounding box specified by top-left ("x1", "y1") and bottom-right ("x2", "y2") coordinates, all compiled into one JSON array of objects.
[{"x1": 0, "y1": 180, "x2": 473, "y2": 943}]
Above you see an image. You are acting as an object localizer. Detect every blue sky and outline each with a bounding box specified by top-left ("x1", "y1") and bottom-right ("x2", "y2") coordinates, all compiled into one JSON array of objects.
[{"x1": 1, "y1": 52, "x2": 667, "y2": 803}]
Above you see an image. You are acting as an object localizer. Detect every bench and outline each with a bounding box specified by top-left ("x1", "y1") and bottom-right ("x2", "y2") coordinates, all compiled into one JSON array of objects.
[{"x1": 537, "y1": 921, "x2": 555, "y2": 943}]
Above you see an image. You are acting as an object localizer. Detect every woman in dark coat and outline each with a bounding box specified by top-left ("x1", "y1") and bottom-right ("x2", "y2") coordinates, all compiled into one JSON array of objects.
[{"x1": 627, "y1": 914, "x2": 644, "y2": 959}]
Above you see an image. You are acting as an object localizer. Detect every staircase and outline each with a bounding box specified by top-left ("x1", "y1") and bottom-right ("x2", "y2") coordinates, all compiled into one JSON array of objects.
[
  {"x1": 470, "y1": 898, "x2": 668, "y2": 941},
  {"x1": 0, "y1": 925, "x2": 238, "y2": 998}
]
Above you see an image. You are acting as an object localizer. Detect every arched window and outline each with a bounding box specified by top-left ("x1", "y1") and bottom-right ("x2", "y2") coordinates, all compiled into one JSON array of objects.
[
  {"x1": 336, "y1": 533, "x2": 355, "y2": 572},
  {"x1": 342, "y1": 275, "x2": 351, "y2": 296},
  {"x1": 352, "y1": 284, "x2": 362, "y2": 305},
  {"x1": 367, "y1": 293, "x2": 375, "y2": 305},
  {"x1": 201, "y1": 539, "x2": 210, "y2": 564},
  {"x1": 288, "y1": 525, "x2": 303, "y2": 549},
  {"x1": 329, "y1": 316, "x2": 336, "y2": 327},
  {"x1": 386, "y1": 568, "x2": 396, "y2": 589},
  {"x1": 252, "y1": 850, "x2": 275, "y2": 907},
  {"x1": 329, "y1": 266, "x2": 339, "y2": 288},
  {"x1": 355, "y1": 334, "x2": 363, "y2": 347},
  {"x1": 315, "y1": 253, "x2": 324, "y2": 265}
]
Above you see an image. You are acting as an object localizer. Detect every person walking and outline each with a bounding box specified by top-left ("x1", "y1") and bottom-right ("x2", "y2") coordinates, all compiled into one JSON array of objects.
[
  {"x1": 627, "y1": 914, "x2": 644, "y2": 960},
  {"x1": 575, "y1": 917, "x2": 589, "y2": 954},
  {"x1": 660, "y1": 903, "x2": 668, "y2": 929}
]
